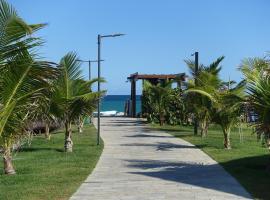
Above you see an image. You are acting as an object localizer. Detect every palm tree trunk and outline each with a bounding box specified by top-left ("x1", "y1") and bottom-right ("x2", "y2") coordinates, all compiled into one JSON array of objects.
[
  {"x1": 267, "y1": 137, "x2": 270, "y2": 150},
  {"x1": 159, "y1": 113, "x2": 165, "y2": 126},
  {"x1": 200, "y1": 122, "x2": 204, "y2": 137},
  {"x1": 78, "y1": 118, "x2": 84, "y2": 133},
  {"x1": 200, "y1": 119, "x2": 207, "y2": 137},
  {"x1": 64, "y1": 122, "x2": 73, "y2": 152},
  {"x1": 78, "y1": 123, "x2": 83, "y2": 133},
  {"x1": 3, "y1": 147, "x2": 15, "y2": 175},
  {"x1": 223, "y1": 128, "x2": 231, "y2": 149},
  {"x1": 205, "y1": 123, "x2": 209, "y2": 136},
  {"x1": 44, "y1": 123, "x2": 51, "y2": 140}
]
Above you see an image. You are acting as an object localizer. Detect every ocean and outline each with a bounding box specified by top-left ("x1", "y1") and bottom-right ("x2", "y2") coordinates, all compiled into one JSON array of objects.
[{"x1": 101, "y1": 95, "x2": 141, "y2": 114}]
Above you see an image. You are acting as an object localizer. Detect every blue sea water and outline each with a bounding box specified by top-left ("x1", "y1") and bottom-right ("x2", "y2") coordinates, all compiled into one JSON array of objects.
[{"x1": 101, "y1": 95, "x2": 141, "y2": 114}]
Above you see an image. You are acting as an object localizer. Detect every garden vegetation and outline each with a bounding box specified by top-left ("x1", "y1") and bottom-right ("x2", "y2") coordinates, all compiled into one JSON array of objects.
[
  {"x1": 143, "y1": 54, "x2": 270, "y2": 150},
  {"x1": 0, "y1": 0, "x2": 103, "y2": 175}
]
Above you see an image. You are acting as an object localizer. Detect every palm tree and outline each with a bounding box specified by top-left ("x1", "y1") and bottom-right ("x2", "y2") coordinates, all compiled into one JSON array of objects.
[
  {"x1": 212, "y1": 83, "x2": 245, "y2": 149},
  {"x1": 240, "y1": 56, "x2": 270, "y2": 149},
  {"x1": 50, "y1": 52, "x2": 105, "y2": 152},
  {"x1": 165, "y1": 87, "x2": 185, "y2": 125},
  {"x1": 184, "y1": 56, "x2": 224, "y2": 137},
  {"x1": 0, "y1": 0, "x2": 57, "y2": 174},
  {"x1": 31, "y1": 91, "x2": 59, "y2": 140},
  {"x1": 143, "y1": 80, "x2": 173, "y2": 126},
  {"x1": 187, "y1": 81, "x2": 244, "y2": 149}
]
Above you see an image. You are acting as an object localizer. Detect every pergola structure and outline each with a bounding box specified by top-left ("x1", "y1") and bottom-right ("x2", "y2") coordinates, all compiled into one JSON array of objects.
[{"x1": 127, "y1": 72, "x2": 186, "y2": 117}]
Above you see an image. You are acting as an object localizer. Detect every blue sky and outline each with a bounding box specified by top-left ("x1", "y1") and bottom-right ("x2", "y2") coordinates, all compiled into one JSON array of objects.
[{"x1": 9, "y1": 0, "x2": 270, "y2": 94}]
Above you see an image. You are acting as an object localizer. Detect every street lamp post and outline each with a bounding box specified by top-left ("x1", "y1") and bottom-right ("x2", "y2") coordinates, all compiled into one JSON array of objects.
[
  {"x1": 192, "y1": 51, "x2": 199, "y2": 135},
  {"x1": 76, "y1": 59, "x2": 104, "y2": 80},
  {"x1": 97, "y1": 33, "x2": 125, "y2": 145}
]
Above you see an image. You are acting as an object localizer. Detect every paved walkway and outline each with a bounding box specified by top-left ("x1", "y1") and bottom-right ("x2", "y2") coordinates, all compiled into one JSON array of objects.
[{"x1": 71, "y1": 117, "x2": 252, "y2": 200}]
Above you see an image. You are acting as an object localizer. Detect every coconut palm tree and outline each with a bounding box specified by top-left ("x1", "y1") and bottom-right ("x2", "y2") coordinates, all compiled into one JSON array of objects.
[
  {"x1": 240, "y1": 56, "x2": 270, "y2": 149},
  {"x1": 184, "y1": 56, "x2": 224, "y2": 137},
  {"x1": 50, "y1": 52, "x2": 105, "y2": 152},
  {"x1": 165, "y1": 87, "x2": 186, "y2": 125},
  {"x1": 0, "y1": 0, "x2": 57, "y2": 174},
  {"x1": 212, "y1": 82, "x2": 245, "y2": 149},
  {"x1": 187, "y1": 81, "x2": 245, "y2": 149},
  {"x1": 31, "y1": 91, "x2": 59, "y2": 140},
  {"x1": 143, "y1": 80, "x2": 173, "y2": 126}
]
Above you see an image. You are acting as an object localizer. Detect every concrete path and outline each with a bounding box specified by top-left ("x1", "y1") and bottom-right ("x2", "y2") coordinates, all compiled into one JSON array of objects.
[{"x1": 71, "y1": 117, "x2": 252, "y2": 200}]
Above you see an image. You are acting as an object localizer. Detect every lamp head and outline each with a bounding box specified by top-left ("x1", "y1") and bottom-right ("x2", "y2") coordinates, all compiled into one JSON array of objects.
[
  {"x1": 112, "y1": 33, "x2": 125, "y2": 37},
  {"x1": 101, "y1": 33, "x2": 125, "y2": 38}
]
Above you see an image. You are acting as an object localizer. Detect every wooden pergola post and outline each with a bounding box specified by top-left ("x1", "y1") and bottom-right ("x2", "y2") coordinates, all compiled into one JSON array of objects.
[
  {"x1": 127, "y1": 73, "x2": 186, "y2": 118},
  {"x1": 131, "y1": 79, "x2": 136, "y2": 117}
]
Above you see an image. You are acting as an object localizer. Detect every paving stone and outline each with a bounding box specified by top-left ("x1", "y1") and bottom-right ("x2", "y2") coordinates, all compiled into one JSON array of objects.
[{"x1": 70, "y1": 117, "x2": 252, "y2": 200}]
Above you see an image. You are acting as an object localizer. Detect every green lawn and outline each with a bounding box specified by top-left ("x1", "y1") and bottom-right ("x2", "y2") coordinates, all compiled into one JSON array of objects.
[
  {"x1": 0, "y1": 125, "x2": 103, "y2": 200},
  {"x1": 151, "y1": 123, "x2": 270, "y2": 200}
]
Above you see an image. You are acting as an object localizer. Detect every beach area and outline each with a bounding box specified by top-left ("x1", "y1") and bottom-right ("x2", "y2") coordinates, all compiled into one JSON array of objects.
[{"x1": 100, "y1": 95, "x2": 141, "y2": 115}]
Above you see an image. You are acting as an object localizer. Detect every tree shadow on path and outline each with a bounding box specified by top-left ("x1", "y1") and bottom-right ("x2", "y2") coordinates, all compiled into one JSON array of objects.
[
  {"x1": 125, "y1": 159, "x2": 252, "y2": 199},
  {"x1": 121, "y1": 142, "x2": 206, "y2": 151},
  {"x1": 125, "y1": 134, "x2": 174, "y2": 139}
]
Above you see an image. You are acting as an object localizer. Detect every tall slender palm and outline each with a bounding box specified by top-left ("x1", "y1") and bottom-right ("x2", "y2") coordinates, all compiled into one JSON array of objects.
[
  {"x1": 0, "y1": 0, "x2": 57, "y2": 174},
  {"x1": 50, "y1": 52, "x2": 105, "y2": 152}
]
